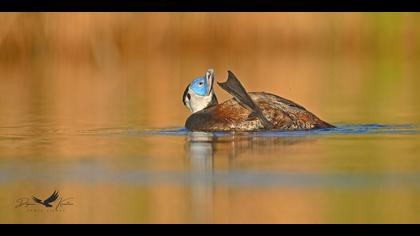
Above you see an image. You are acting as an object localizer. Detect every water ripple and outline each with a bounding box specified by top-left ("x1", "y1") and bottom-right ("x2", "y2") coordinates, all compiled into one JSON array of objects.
[{"x1": 137, "y1": 124, "x2": 420, "y2": 137}]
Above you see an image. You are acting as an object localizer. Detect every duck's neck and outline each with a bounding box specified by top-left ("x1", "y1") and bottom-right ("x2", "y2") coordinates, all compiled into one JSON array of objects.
[
  {"x1": 190, "y1": 93, "x2": 218, "y2": 113},
  {"x1": 207, "y1": 93, "x2": 218, "y2": 109}
]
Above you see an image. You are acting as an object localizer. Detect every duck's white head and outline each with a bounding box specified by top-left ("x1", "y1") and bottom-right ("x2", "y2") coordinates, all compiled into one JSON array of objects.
[{"x1": 183, "y1": 69, "x2": 218, "y2": 113}]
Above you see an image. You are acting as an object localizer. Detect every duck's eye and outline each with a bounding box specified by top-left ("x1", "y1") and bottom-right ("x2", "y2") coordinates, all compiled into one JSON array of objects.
[{"x1": 198, "y1": 82, "x2": 204, "y2": 87}]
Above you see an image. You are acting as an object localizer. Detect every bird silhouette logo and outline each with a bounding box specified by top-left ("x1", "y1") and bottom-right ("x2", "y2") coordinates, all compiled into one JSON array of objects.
[{"x1": 32, "y1": 191, "x2": 60, "y2": 208}]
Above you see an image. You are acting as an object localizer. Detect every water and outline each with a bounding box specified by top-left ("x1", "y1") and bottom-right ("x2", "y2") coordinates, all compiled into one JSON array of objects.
[
  {"x1": 1, "y1": 124, "x2": 420, "y2": 223},
  {"x1": 1, "y1": 13, "x2": 420, "y2": 223}
]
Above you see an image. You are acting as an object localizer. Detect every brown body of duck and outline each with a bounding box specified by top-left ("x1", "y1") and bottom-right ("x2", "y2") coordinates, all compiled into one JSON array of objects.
[
  {"x1": 183, "y1": 70, "x2": 334, "y2": 132},
  {"x1": 186, "y1": 92, "x2": 334, "y2": 132}
]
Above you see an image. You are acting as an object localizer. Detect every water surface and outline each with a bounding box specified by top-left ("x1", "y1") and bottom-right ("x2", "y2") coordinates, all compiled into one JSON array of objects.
[{"x1": 1, "y1": 124, "x2": 420, "y2": 223}]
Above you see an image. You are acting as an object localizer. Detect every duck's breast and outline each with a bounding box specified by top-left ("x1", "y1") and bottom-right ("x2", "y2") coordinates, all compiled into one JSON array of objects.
[{"x1": 185, "y1": 97, "x2": 256, "y2": 131}]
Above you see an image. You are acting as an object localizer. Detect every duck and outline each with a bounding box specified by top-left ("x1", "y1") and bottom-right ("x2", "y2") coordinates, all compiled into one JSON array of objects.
[{"x1": 183, "y1": 69, "x2": 335, "y2": 132}]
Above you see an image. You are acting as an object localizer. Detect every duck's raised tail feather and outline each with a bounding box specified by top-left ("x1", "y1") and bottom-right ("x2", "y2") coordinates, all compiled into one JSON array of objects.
[{"x1": 218, "y1": 71, "x2": 274, "y2": 129}]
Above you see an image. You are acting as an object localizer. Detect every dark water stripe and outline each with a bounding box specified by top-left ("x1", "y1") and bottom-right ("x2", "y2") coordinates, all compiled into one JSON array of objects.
[{"x1": 1, "y1": 164, "x2": 420, "y2": 189}]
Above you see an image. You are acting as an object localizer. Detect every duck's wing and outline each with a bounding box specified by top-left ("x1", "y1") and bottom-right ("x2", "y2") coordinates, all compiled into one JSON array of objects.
[
  {"x1": 273, "y1": 94, "x2": 307, "y2": 111},
  {"x1": 217, "y1": 71, "x2": 274, "y2": 129}
]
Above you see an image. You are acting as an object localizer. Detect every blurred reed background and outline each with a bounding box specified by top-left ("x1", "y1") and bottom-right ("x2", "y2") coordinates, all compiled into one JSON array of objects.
[{"x1": 0, "y1": 12, "x2": 419, "y2": 130}]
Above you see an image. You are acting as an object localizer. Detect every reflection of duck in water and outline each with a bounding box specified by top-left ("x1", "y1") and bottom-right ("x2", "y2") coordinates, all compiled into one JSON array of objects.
[
  {"x1": 186, "y1": 131, "x2": 311, "y2": 161},
  {"x1": 183, "y1": 69, "x2": 335, "y2": 132}
]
